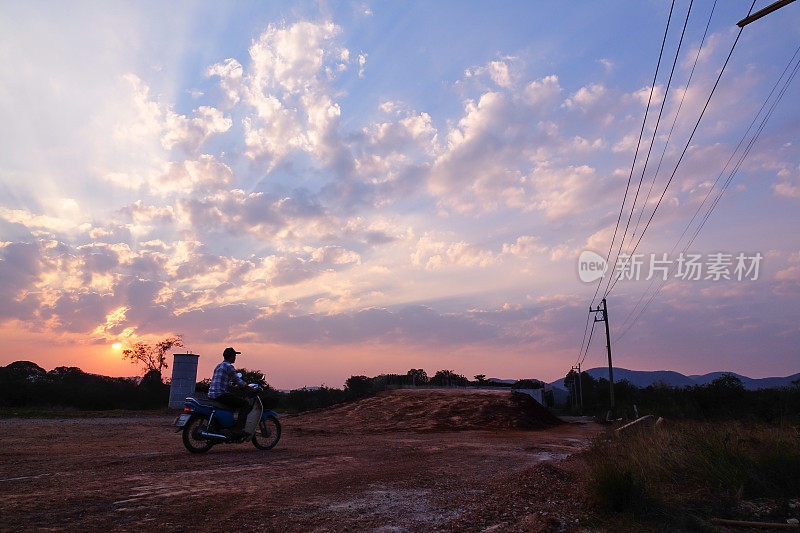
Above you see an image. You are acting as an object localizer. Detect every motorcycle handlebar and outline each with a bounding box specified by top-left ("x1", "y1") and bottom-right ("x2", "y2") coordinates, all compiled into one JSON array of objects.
[{"x1": 244, "y1": 383, "x2": 263, "y2": 394}]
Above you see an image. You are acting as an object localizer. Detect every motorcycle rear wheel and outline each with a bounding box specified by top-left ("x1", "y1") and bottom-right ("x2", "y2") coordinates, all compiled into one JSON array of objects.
[
  {"x1": 252, "y1": 415, "x2": 281, "y2": 450},
  {"x1": 182, "y1": 415, "x2": 215, "y2": 454}
]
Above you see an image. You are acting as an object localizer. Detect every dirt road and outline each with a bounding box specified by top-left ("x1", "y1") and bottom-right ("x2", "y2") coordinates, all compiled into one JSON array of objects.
[{"x1": 1, "y1": 390, "x2": 602, "y2": 531}]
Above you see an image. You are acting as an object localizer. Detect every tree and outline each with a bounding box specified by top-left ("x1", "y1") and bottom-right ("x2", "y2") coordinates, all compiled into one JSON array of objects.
[
  {"x1": 709, "y1": 373, "x2": 745, "y2": 391},
  {"x1": 238, "y1": 368, "x2": 268, "y2": 388},
  {"x1": 430, "y1": 370, "x2": 469, "y2": 387},
  {"x1": 406, "y1": 368, "x2": 429, "y2": 386},
  {"x1": 563, "y1": 369, "x2": 578, "y2": 395},
  {"x1": 474, "y1": 374, "x2": 487, "y2": 385},
  {"x1": 563, "y1": 370, "x2": 599, "y2": 410},
  {"x1": 139, "y1": 369, "x2": 167, "y2": 398},
  {"x1": 345, "y1": 375, "x2": 374, "y2": 397},
  {"x1": 513, "y1": 379, "x2": 543, "y2": 389},
  {"x1": 122, "y1": 335, "x2": 184, "y2": 378}
]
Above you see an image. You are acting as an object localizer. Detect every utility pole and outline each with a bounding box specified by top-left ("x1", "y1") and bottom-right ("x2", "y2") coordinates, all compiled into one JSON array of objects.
[
  {"x1": 568, "y1": 368, "x2": 576, "y2": 409},
  {"x1": 737, "y1": 0, "x2": 796, "y2": 27},
  {"x1": 570, "y1": 363, "x2": 584, "y2": 414},
  {"x1": 577, "y1": 362, "x2": 583, "y2": 413},
  {"x1": 590, "y1": 298, "x2": 614, "y2": 414},
  {"x1": 569, "y1": 366, "x2": 575, "y2": 409}
]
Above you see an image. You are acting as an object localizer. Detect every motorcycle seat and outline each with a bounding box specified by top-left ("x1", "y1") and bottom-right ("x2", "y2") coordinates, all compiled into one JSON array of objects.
[{"x1": 198, "y1": 399, "x2": 234, "y2": 410}]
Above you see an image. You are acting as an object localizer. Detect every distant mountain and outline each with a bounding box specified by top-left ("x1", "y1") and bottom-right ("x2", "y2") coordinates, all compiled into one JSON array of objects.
[
  {"x1": 487, "y1": 378, "x2": 516, "y2": 384},
  {"x1": 688, "y1": 371, "x2": 800, "y2": 390},
  {"x1": 550, "y1": 367, "x2": 800, "y2": 391}
]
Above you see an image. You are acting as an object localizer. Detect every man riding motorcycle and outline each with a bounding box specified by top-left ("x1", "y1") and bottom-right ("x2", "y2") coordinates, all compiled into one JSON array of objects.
[{"x1": 208, "y1": 347, "x2": 251, "y2": 437}]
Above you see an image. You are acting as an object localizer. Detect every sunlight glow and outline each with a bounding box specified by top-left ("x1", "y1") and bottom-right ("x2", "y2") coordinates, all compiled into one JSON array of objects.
[{"x1": 112, "y1": 343, "x2": 122, "y2": 350}]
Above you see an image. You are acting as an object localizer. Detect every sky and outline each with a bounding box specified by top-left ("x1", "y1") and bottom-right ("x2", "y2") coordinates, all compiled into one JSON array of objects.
[{"x1": 0, "y1": 0, "x2": 799, "y2": 388}]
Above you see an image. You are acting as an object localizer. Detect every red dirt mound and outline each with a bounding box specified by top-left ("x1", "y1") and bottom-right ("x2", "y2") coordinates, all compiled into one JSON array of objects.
[{"x1": 288, "y1": 388, "x2": 561, "y2": 433}]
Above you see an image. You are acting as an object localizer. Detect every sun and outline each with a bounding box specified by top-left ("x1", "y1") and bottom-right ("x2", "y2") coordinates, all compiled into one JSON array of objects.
[{"x1": 112, "y1": 343, "x2": 122, "y2": 350}]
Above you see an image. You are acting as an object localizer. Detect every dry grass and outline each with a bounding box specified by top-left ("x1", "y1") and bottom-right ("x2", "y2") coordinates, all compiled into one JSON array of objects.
[{"x1": 586, "y1": 421, "x2": 800, "y2": 527}]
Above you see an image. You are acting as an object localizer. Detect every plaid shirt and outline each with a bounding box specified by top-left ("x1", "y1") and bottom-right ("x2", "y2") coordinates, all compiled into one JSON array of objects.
[{"x1": 208, "y1": 361, "x2": 246, "y2": 398}]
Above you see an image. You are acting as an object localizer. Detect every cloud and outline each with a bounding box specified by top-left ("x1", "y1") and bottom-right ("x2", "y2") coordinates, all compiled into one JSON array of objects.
[
  {"x1": 464, "y1": 57, "x2": 519, "y2": 89},
  {"x1": 122, "y1": 74, "x2": 233, "y2": 155},
  {"x1": 501, "y1": 236, "x2": 548, "y2": 257},
  {"x1": 773, "y1": 164, "x2": 800, "y2": 198},
  {"x1": 118, "y1": 201, "x2": 175, "y2": 226},
  {"x1": 255, "y1": 244, "x2": 361, "y2": 287},
  {"x1": 157, "y1": 155, "x2": 234, "y2": 194},
  {"x1": 563, "y1": 83, "x2": 607, "y2": 110},
  {"x1": 77, "y1": 243, "x2": 121, "y2": 283},
  {"x1": 424, "y1": 72, "x2": 607, "y2": 215},
  {"x1": 528, "y1": 164, "x2": 599, "y2": 219},
  {"x1": 428, "y1": 91, "x2": 527, "y2": 212},
  {"x1": 245, "y1": 304, "x2": 505, "y2": 346},
  {"x1": 631, "y1": 84, "x2": 665, "y2": 107},
  {"x1": 209, "y1": 21, "x2": 353, "y2": 172},
  {"x1": 175, "y1": 188, "x2": 326, "y2": 239},
  {"x1": 411, "y1": 233, "x2": 498, "y2": 271},
  {"x1": 0, "y1": 241, "x2": 43, "y2": 321},
  {"x1": 102, "y1": 75, "x2": 232, "y2": 191},
  {"x1": 44, "y1": 292, "x2": 112, "y2": 333},
  {"x1": 161, "y1": 106, "x2": 232, "y2": 155},
  {"x1": 0, "y1": 207, "x2": 82, "y2": 234},
  {"x1": 206, "y1": 58, "x2": 244, "y2": 105},
  {"x1": 87, "y1": 223, "x2": 133, "y2": 243},
  {"x1": 523, "y1": 75, "x2": 561, "y2": 107},
  {"x1": 309, "y1": 245, "x2": 361, "y2": 265},
  {"x1": 501, "y1": 235, "x2": 572, "y2": 262},
  {"x1": 597, "y1": 58, "x2": 614, "y2": 71},
  {"x1": 357, "y1": 53, "x2": 367, "y2": 77}
]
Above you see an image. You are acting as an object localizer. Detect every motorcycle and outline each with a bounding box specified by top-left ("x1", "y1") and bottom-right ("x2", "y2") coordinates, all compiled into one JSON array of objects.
[{"x1": 174, "y1": 380, "x2": 281, "y2": 454}]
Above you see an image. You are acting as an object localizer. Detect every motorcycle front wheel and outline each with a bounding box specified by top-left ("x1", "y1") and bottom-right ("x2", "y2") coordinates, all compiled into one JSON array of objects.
[
  {"x1": 182, "y1": 415, "x2": 215, "y2": 454},
  {"x1": 252, "y1": 415, "x2": 281, "y2": 450}
]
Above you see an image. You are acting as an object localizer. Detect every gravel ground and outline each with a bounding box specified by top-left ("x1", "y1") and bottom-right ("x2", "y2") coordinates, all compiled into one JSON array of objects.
[{"x1": 0, "y1": 390, "x2": 602, "y2": 531}]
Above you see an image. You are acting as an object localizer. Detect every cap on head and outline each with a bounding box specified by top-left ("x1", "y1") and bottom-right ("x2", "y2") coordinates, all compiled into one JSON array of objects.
[{"x1": 222, "y1": 347, "x2": 241, "y2": 360}]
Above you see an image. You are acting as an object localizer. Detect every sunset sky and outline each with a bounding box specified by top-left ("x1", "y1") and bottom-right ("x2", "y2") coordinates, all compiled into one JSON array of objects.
[{"x1": 1, "y1": 1, "x2": 798, "y2": 388}]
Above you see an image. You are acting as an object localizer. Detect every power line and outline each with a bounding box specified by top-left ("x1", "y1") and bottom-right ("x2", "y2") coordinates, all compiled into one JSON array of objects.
[
  {"x1": 575, "y1": 0, "x2": 676, "y2": 365},
  {"x1": 615, "y1": 46, "x2": 800, "y2": 341},
  {"x1": 626, "y1": 0, "x2": 717, "y2": 256},
  {"x1": 608, "y1": 0, "x2": 694, "y2": 293},
  {"x1": 605, "y1": 0, "x2": 757, "y2": 297},
  {"x1": 575, "y1": 311, "x2": 592, "y2": 366},
  {"x1": 600, "y1": 0, "x2": 675, "y2": 296},
  {"x1": 579, "y1": 316, "x2": 596, "y2": 366},
  {"x1": 616, "y1": 41, "x2": 800, "y2": 337},
  {"x1": 688, "y1": 55, "x2": 800, "y2": 244},
  {"x1": 616, "y1": 42, "x2": 800, "y2": 337}
]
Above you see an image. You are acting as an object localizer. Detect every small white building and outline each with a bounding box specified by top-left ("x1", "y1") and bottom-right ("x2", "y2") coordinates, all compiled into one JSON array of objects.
[
  {"x1": 168, "y1": 353, "x2": 199, "y2": 409},
  {"x1": 513, "y1": 388, "x2": 544, "y2": 404}
]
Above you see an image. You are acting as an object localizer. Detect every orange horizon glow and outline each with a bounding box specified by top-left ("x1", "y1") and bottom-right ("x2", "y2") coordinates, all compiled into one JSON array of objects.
[{"x1": 1, "y1": 326, "x2": 796, "y2": 391}]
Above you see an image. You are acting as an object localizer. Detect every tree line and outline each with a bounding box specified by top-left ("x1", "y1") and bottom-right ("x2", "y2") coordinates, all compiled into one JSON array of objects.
[
  {"x1": 563, "y1": 370, "x2": 800, "y2": 424},
  {"x1": 0, "y1": 362, "x2": 546, "y2": 413},
  {"x1": 0, "y1": 361, "x2": 169, "y2": 410},
  {"x1": 11, "y1": 355, "x2": 795, "y2": 423},
  {"x1": 198, "y1": 368, "x2": 548, "y2": 412}
]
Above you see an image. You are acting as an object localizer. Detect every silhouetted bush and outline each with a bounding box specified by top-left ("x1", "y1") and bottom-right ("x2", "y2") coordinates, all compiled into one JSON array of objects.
[{"x1": 286, "y1": 387, "x2": 346, "y2": 411}]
